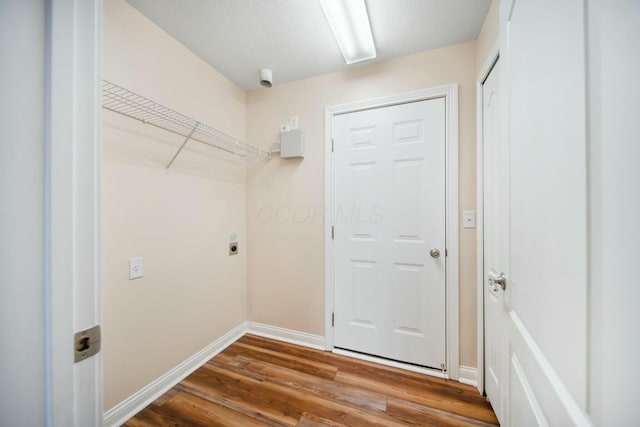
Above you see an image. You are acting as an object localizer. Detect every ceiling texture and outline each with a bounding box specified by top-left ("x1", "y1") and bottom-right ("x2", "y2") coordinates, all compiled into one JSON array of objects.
[{"x1": 125, "y1": 0, "x2": 492, "y2": 90}]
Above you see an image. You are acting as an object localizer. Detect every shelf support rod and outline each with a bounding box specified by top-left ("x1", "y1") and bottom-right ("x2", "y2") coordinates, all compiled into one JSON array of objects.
[{"x1": 166, "y1": 122, "x2": 199, "y2": 171}]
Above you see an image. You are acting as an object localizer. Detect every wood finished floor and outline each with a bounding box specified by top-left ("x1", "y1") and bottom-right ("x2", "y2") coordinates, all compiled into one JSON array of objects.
[{"x1": 124, "y1": 334, "x2": 499, "y2": 426}]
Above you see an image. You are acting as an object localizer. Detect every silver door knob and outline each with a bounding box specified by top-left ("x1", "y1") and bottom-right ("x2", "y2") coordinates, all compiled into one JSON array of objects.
[
  {"x1": 430, "y1": 249, "x2": 440, "y2": 259},
  {"x1": 488, "y1": 273, "x2": 507, "y2": 291}
]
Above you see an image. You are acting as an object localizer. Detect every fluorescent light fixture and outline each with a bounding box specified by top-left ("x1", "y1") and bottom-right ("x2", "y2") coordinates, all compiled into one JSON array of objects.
[{"x1": 319, "y1": 0, "x2": 376, "y2": 64}]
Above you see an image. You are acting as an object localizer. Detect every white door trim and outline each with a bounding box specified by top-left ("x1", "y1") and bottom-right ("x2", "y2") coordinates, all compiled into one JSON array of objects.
[
  {"x1": 47, "y1": 0, "x2": 103, "y2": 425},
  {"x1": 324, "y1": 84, "x2": 460, "y2": 379},
  {"x1": 476, "y1": 39, "x2": 501, "y2": 396}
]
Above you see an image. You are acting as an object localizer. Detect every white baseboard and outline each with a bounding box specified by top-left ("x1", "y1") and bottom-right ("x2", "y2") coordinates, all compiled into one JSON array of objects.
[
  {"x1": 103, "y1": 322, "x2": 248, "y2": 427},
  {"x1": 245, "y1": 321, "x2": 326, "y2": 351},
  {"x1": 458, "y1": 365, "x2": 478, "y2": 387}
]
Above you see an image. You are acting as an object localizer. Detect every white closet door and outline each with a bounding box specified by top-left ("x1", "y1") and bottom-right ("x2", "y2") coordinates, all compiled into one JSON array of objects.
[{"x1": 496, "y1": 0, "x2": 591, "y2": 424}]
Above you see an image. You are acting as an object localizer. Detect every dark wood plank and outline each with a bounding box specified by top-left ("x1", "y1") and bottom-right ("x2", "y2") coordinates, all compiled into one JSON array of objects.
[
  {"x1": 174, "y1": 382, "x2": 284, "y2": 427},
  {"x1": 211, "y1": 350, "x2": 235, "y2": 365},
  {"x1": 335, "y1": 371, "x2": 498, "y2": 424},
  {"x1": 387, "y1": 398, "x2": 499, "y2": 427},
  {"x1": 122, "y1": 406, "x2": 184, "y2": 427},
  {"x1": 124, "y1": 334, "x2": 499, "y2": 426},
  {"x1": 183, "y1": 363, "x2": 300, "y2": 426},
  {"x1": 297, "y1": 413, "x2": 349, "y2": 427},
  {"x1": 185, "y1": 362, "x2": 410, "y2": 426},
  {"x1": 220, "y1": 340, "x2": 339, "y2": 379},
  {"x1": 158, "y1": 391, "x2": 273, "y2": 427},
  {"x1": 229, "y1": 354, "x2": 388, "y2": 411}
]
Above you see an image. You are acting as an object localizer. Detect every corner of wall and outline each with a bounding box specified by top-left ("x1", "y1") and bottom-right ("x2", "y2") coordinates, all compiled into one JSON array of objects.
[{"x1": 475, "y1": 0, "x2": 500, "y2": 74}]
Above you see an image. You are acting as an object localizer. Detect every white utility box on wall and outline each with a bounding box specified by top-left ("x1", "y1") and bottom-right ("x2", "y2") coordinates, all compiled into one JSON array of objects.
[{"x1": 280, "y1": 129, "x2": 304, "y2": 159}]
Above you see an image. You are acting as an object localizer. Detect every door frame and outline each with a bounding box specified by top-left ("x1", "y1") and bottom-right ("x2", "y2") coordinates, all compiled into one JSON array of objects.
[
  {"x1": 47, "y1": 0, "x2": 103, "y2": 424},
  {"x1": 324, "y1": 84, "x2": 460, "y2": 380},
  {"x1": 476, "y1": 39, "x2": 501, "y2": 396}
]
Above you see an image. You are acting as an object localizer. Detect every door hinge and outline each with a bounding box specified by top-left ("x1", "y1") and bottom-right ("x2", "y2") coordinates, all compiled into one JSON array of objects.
[
  {"x1": 331, "y1": 225, "x2": 334, "y2": 240},
  {"x1": 332, "y1": 312, "x2": 335, "y2": 327},
  {"x1": 74, "y1": 325, "x2": 101, "y2": 363},
  {"x1": 445, "y1": 248, "x2": 448, "y2": 257},
  {"x1": 331, "y1": 138, "x2": 334, "y2": 152}
]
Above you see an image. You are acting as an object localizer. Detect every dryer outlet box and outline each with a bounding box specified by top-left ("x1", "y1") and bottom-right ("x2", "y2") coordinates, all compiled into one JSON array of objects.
[{"x1": 280, "y1": 129, "x2": 304, "y2": 159}]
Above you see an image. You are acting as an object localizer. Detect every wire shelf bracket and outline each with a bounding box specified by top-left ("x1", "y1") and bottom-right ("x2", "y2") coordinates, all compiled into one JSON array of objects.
[{"x1": 101, "y1": 80, "x2": 271, "y2": 170}]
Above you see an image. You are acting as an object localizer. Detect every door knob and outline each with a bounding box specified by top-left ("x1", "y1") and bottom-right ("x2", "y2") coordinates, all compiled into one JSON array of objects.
[
  {"x1": 488, "y1": 273, "x2": 507, "y2": 291},
  {"x1": 430, "y1": 249, "x2": 440, "y2": 259}
]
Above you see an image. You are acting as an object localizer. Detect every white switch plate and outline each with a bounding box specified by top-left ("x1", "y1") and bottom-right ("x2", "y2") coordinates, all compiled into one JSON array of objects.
[
  {"x1": 129, "y1": 257, "x2": 144, "y2": 280},
  {"x1": 229, "y1": 233, "x2": 237, "y2": 243},
  {"x1": 463, "y1": 211, "x2": 476, "y2": 228}
]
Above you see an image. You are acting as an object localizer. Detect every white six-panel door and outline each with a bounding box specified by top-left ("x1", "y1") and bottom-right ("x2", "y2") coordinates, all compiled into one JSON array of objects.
[{"x1": 332, "y1": 98, "x2": 446, "y2": 369}]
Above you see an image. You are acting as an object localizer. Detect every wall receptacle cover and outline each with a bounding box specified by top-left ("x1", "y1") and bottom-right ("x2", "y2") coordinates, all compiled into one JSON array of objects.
[
  {"x1": 129, "y1": 256, "x2": 144, "y2": 279},
  {"x1": 229, "y1": 242, "x2": 239, "y2": 255},
  {"x1": 463, "y1": 211, "x2": 476, "y2": 228}
]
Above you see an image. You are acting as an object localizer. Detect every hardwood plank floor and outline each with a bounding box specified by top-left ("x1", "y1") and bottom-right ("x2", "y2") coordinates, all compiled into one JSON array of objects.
[{"x1": 124, "y1": 335, "x2": 499, "y2": 426}]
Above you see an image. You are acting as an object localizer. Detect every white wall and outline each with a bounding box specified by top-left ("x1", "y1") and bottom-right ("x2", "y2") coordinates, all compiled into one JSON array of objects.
[
  {"x1": 0, "y1": 1, "x2": 46, "y2": 426},
  {"x1": 102, "y1": 0, "x2": 248, "y2": 410},
  {"x1": 587, "y1": 1, "x2": 640, "y2": 424}
]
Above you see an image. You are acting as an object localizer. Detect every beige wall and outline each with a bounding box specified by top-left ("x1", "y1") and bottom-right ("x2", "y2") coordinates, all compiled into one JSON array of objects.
[
  {"x1": 476, "y1": 0, "x2": 499, "y2": 73},
  {"x1": 246, "y1": 41, "x2": 479, "y2": 367},
  {"x1": 103, "y1": 0, "x2": 248, "y2": 410}
]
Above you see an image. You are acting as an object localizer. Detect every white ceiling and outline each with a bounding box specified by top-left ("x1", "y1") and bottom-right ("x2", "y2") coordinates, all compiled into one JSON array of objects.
[{"x1": 125, "y1": 0, "x2": 492, "y2": 90}]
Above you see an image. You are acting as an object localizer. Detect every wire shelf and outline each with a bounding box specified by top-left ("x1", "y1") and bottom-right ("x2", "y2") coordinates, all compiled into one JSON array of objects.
[{"x1": 102, "y1": 80, "x2": 271, "y2": 168}]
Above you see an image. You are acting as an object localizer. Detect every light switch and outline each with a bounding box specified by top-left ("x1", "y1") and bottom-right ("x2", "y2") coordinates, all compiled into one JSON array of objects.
[
  {"x1": 463, "y1": 211, "x2": 476, "y2": 229},
  {"x1": 129, "y1": 257, "x2": 144, "y2": 280}
]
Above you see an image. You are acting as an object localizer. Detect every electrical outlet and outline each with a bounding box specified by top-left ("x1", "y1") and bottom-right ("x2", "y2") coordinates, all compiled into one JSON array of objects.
[
  {"x1": 129, "y1": 257, "x2": 144, "y2": 279},
  {"x1": 229, "y1": 242, "x2": 239, "y2": 256}
]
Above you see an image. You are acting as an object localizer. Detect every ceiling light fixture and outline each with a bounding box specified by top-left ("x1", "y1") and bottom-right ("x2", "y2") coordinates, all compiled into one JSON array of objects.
[{"x1": 319, "y1": 0, "x2": 376, "y2": 65}]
